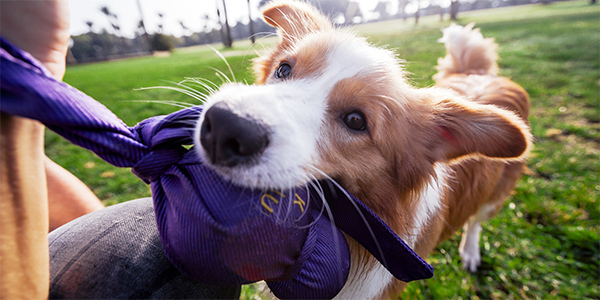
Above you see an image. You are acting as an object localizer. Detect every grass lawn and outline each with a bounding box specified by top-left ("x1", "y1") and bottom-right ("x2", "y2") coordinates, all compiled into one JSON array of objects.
[{"x1": 52, "y1": 1, "x2": 599, "y2": 298}]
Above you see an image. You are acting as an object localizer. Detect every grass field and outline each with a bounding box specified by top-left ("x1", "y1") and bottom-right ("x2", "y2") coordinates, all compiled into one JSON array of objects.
[{"x1": 52, "y1": 1, "x2": 599, "y2": 299}]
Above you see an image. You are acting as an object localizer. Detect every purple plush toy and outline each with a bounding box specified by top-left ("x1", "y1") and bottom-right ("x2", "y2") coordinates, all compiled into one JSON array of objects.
[{"x1": 1, "y1": 37, "x2": 432, "y2": 299}]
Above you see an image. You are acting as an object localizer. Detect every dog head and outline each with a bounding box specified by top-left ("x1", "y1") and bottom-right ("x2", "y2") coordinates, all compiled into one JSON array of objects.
[{"x1": 195, "y1": 0, "x2": 531, "y2": 213}]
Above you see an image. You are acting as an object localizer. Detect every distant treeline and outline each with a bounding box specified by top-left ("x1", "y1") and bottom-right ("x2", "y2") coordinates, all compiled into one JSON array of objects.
[
  {"x1": 68, "y1": 19, "x2": 276, "y2": 64},
  {"x1": 67, "y1": 0, "x2": 580, "y2": 64}
]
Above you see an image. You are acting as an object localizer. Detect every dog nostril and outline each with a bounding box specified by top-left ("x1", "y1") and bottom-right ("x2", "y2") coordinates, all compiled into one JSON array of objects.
[
  {"x1": 223, "y1": 139, "x2": 241, "y2": 155},
  {"x1": 200, "y1": 103, "x2": 270, "y2": 167}
]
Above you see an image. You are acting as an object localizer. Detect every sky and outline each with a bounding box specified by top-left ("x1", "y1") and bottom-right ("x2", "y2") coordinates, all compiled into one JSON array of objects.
[{"x1": 68, "y1": 0, "x2": 417, "y2": 38}]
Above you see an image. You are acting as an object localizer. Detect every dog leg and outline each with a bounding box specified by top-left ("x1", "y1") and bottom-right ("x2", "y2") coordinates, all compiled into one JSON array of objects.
[
  {"x1": 459, "y1": 217, "x2": 483, "y2": 272},
  {"x1": 459, "y1": 203, "x2": 498, "y2": 272}
]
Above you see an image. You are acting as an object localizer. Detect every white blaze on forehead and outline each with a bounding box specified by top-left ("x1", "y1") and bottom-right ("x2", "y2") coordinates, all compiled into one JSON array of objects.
[{"x1": 317, "y1": 31, "x2": 400, "y2": 87}]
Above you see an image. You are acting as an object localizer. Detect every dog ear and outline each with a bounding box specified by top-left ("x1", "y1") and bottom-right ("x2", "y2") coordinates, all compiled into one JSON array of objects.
[
  {"x1": 429, "y1": 98, "x2": 531, "y2": 162},
  {"x1": 261, "y1": 0, "x2": 333, "y2": 48}
]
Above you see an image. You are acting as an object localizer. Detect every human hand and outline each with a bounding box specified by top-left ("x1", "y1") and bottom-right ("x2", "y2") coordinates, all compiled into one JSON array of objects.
[{"x1": 1, "y1": 0, "x2": 70, "y2": 79}]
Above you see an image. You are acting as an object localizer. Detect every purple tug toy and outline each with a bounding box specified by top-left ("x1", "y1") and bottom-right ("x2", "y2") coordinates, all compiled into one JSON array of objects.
[{"x1": 1, "y1": 37, "x2": 433, "y2": 299}]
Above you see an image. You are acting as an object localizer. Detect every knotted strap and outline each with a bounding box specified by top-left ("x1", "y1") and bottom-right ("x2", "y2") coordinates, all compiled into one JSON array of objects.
[{"x1": 1, "y1": 36, "x2": 432, "y2": 299}]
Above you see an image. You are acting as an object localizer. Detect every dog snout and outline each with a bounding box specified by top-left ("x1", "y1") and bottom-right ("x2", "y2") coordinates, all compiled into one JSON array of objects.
[{"x1": 200, "y1": 102, "x2": 270, "y2": 167}]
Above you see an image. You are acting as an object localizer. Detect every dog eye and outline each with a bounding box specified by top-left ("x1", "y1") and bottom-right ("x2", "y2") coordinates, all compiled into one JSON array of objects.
[
  {"x1": 342, "y1": 111, "x2": 367, "y2": 131},
  {"x1": 275, "y1": 62, "x2": 292, "y2": 79}
]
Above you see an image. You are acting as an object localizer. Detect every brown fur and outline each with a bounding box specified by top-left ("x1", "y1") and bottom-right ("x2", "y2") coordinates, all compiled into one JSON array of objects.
[
  {"x1": 254, "y1": 0, "x2": 332, "y2": 84},
  {"x1": 254, "y1": 1, "x2": 531, "y2": 298}
]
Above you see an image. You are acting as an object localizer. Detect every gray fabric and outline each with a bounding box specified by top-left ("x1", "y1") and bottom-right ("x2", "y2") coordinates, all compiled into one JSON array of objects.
[{"x1": 48, "y1": 197, "x2": 241, "y2": 299}]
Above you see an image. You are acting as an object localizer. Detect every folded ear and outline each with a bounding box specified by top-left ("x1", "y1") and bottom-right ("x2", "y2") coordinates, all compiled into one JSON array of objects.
[
  {"x1": 430, "y1": 98, "x2": 531, "y2": 162},
  {"x1": 261, "y1": 0, "x2": 332, "y2": 48}
]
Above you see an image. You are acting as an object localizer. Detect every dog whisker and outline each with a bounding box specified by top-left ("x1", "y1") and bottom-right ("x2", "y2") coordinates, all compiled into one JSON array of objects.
[
  {"x1": 181, "y1": 77, "x2": 220, "y2": 94},
  {"x1": 209, "y1": 67, "x2": 233, "y2": 85},
  {"x1": 209, "y1": 46, "x2": 237, "y2": 83},
  {"x1": 124, "y1": 99, "x2": 195, "y2": 109},
  {"x1": 176, "y1": 80, "x2": 213, "y2": 99},
  {"x1": 307, "y1": 165, "x2": 389, "y2": 268},
  {"x1": 136, "y1": 85, "x2": 208, "y2": 103}
]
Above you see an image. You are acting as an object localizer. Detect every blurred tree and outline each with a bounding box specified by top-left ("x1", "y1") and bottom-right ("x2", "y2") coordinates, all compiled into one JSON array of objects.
[
  {"x1": 179, "y1": 21, "x2": 192, "y2": 46},
  {"x1": 100, "y1": 6, "x2": 126, "y2": 52},
  {"x1": 157, "y1": 13, "x2": 164, "y2": 33},
  {"x1": 100, "y1": 6, "x2": 122, "y2": 37},
  {"x1": 248, "y1": 0, "x2": 255, "y2": 44},
  {"x1": 179, "y1": 21, "x2": 190, "y2": 35},
  {"x1": 414, "y1": 0, "x2": 420, "y2": 24},
  {"x1": 450, "y1": 0, "x2": 459, "y2": 20},
  {"x1": 135, "y1": 0, "x2": 152, "y2": 53},
  {"x1": 217, "y1": 0, "x2": 232, "y2": 48},
  {"x1": 308, "y1": 0, "x2": 353, "y2": 22},
  {"x1": 201, "y1": 14, "x2": 210, "y2": 32},
  {"x1": 100, "y1": 6, "x2": 111, "y2": 20},
  {"x1": 398, "y1": 0, "x2": 409, "y2": 21},
  {"x1": 151, "y1": 33, "x2": 174, "y2": 52},
  {"x1": 373, "y1": 1, "x2": 390, "y2": 20}
]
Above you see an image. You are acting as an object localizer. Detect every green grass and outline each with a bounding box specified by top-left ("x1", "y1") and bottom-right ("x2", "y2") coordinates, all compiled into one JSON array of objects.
[{"x1": 51, "y1": 1, "x2": 599, "y2": 298}]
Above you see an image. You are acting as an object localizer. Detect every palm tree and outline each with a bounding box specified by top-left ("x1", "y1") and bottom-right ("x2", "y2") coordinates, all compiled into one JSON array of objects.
[
  {"x1": 247, "y1": 0, "x2": 255, "y2": 44},
  {"x1": 179, "y1": 21, "x2": 191, "y2": 46},
  {"x1": 450, "y1": 0, "x2": 459, "y2": 20},
  {"x1": 179, "y1": 21, "x2": 190, "y2": 36},
  {"x1": 100, "y1": 6, "x2": 126, "y2": 53},
  {"x1": 100, "y1": 6, "x2": 111, "y2": 18},
  {"x1": 100, "y1": 6, "x2": 118, "y2": 35},
  {"x1": 202, "y1": 14, "x2": 211, "y2": 32},
  {"x1": 135, "y1": 0, "x2": 152, "y2": 53},
  {"x1": 158, "y1": 13, "x2": 165, "y2": 33},
  {"x1": 414, "y1": 0, "x2": 420, "y2": 25},
  {"x1": 220, "y1": 0, "x2": 233, "y2": 48},
  {"x1": 398, "y1": 0, "x2": 408, "y2": 21}
]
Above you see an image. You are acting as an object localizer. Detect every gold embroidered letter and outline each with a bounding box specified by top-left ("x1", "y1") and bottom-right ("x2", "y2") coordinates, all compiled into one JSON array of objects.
[
  {"x1": 261, "y1": 193, "x2": 279, "y2": 214},
  {"x1": 293, "y1": 193, "x2": 306, "y2": 213}
]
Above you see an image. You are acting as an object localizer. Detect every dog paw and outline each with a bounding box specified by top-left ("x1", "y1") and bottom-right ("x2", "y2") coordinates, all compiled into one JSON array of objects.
[{"x1": 459, "y1": 246, "x2": 481, "y2": 273}]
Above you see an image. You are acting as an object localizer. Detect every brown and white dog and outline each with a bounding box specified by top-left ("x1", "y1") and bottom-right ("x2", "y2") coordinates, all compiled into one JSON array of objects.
[{"x1": 195, "y1": 1, "x2": 531, "y2": 298}]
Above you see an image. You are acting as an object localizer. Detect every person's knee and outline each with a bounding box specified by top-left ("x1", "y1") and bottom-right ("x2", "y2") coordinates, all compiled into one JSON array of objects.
[{"x1": 49, "y1": 198, "x2": 241, "y2": 299}]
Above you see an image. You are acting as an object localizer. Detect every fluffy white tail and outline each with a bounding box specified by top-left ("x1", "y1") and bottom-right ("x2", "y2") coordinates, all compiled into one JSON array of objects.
[{"x1": 433, "y1": 23, "x2": 499, "y2": 81}]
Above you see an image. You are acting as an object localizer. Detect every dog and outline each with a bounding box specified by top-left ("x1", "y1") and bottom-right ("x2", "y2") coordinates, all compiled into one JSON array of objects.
[{"x1": 194, "y1": 1, "x2": 531, "y2": 298}]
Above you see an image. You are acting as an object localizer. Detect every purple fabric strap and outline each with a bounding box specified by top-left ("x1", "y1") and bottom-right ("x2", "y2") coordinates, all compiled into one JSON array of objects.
[{"x1": 0, "y1": 36, "x2": 432, "y2": 298}]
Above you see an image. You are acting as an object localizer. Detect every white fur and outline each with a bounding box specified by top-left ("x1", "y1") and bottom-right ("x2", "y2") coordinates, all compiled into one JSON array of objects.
[
  {"x1": 459, "y1": 220, "x2": 483, "y2": 272},
  {"x1": 459, "y1": 202, "x2": 498, "y2": 272},
  {"x1": 436, "y1": 23, "x2": 498, "y2": 77},
  {"x1": 438, "y1": 23, "x2": 484, "y2": 63},
  {"x1": 335, "y1": 258, "x2": 394, "y2": 300},
  {"x1": 408, "y1": 164, "x2": 448, "y2": 247},
  {"x1": 196, "y1": 31, "x2": 398, "y2": 190}
]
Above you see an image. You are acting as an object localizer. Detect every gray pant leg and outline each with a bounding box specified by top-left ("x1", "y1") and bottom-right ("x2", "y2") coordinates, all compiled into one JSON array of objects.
[{"x1": 49, "y1": 197, "x2": 241, "y2": 299}]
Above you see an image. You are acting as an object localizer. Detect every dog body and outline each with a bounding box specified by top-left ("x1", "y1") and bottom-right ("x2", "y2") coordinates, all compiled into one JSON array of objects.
[{"x1": 195, "y1": 1, "x2": 531, "y2": 298}]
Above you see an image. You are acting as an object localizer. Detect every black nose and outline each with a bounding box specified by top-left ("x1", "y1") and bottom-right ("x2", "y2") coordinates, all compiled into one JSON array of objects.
[{"x1": 200, "y1": 102, "x2": 270, "y2": 167}]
